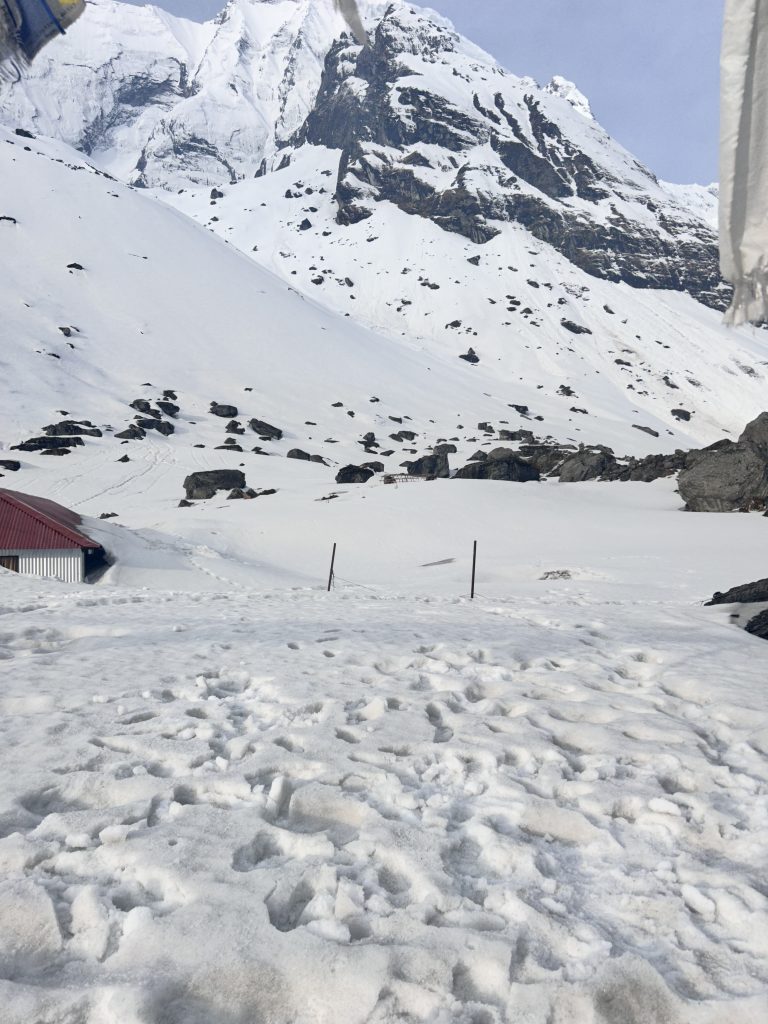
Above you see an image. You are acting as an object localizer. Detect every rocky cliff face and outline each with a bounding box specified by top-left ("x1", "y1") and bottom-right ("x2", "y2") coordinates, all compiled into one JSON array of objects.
[
  {"x1": 0, "y1": 0, "x2": 723, "y2": 309},
  {"x1": 296, "y1": 5, "x2": 724, "y2": 309}
]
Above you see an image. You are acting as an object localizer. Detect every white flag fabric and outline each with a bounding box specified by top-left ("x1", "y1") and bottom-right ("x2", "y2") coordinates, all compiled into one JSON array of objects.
[
  {"x1": 721, "y1": 0, "x2": 768, "y2": 324},
  {"x1": 334, "y1": 0, "x2": 368, "y2": 47}
]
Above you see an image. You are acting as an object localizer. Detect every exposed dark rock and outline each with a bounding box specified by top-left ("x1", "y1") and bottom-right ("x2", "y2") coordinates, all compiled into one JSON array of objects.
[
  {"x1": 249, "y1": 418, "x2": 283, "y2": 440},
  {"x1": 499, "y1": 429, "x2": 535, "y2": 443},
  {"x1": 130, "y1": 399, "x2": 157, "y2": 416},
  {"x1": 115, "y1": 424, "x2": 146, "y2": 440},
  {"x1": 287, "y1": 449, "x2": 311, "y2": 461},
  {"x1": 746, "y1": 609, "x2": 768, "y2": 641},
  {"x1": 561, "y1": 320, "x2": 592, "y2": 335},
  {"x1": 467, "y1": 450, "x2": 488, "y2": 462},
  {"x1": 117, "y1": 455, "x2": 130, "y2": 463},
  {"x1": 455, "y1": 451, "x2": 539, "y2": 482},
  {"x1": 633, "y1": 425, "x2": 660, "y2": 438},
  {"x1": 67, "y1": 263, "x2": 85, "y2": 271},
  {"x1": 41, "y1": 448, "x2": 71, "y2": 456},
  {"x1": 42, "y1": 420, "x2": 102, "y2": 438},
  {"x1": 310, "y1": 455, "x2": 328, "y2": 465},
  {"x1": 183, "y1": 470, "x2": 246, "y2": 500},
  {"x1": 210, "y1": 402, "x2": 238, "y2": 418},
  {"x1": 402, "y1": 452, "x2": 450, "y2": 478},
  {"x1": 13, "y1": 435, "x2": 84, "y2": 451},
  {"x1": 157, "y1": 401, "x2": 180, "y2": 418},
  {"x1": 15, "y1": 128, "x2": 35, "y2": 139},
  {"x1": 390, "y1": 430, "x2": 417, "y2": 443},
  {"x1": 362, "y1": 461, "x2": 385, "y2": 473},
  {"x1": 559, "y1": 449, "x2": 616, "y2": 482},
  {"x1": 216, "y1": 443, "x2": 243, "y2": 452},
  {"x1": 99, "y1": 512, "x2": 118, "y2": 520},
  {"x1": 178, "y1": 499, "x2": 194, "y2": 508},
  {"x1": 459, "y1": 347, "x2": 479, "y2": 363},
  {"x1": 135, "y1": 417, "x2": 174, "y2": 436},
  {"x1": 739, "y1": 412, "x2": 768, "y2": 456},
  {"x1": 0, "y1": 460, "x2": 20, "y2": 471},
  {"x1": 434, "y1": 443, "x2": 457, "y2": 455},
  {"x1": 678, "y1": 442, "x2": 768, "y2": 512},
  {"x1": 672, "y1": 409, "x2": 692, "y2": 422},
  {"x1": 707, "y1": 579, "x2": 768, "y2": 606},
  {"x1": 226, "y1": 420, "x2": 245, "y2": 434},
  {"x1": 336, "y1": 464, "x2": 375, "y2": 484}
]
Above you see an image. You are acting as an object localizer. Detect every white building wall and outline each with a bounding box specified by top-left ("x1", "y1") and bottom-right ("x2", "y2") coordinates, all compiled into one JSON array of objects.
[{"x1": 0, "y1": 549, "x2": 84, "y2": 583}]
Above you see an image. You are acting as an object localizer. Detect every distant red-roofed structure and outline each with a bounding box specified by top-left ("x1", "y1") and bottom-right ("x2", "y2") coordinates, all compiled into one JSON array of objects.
[{"x1": 0, "y1": 489, "x2": 103, "y2": 583}]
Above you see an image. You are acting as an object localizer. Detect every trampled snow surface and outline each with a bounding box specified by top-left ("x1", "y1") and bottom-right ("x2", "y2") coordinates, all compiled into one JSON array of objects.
[{"x1": 1, "y1": 481, "x2": 767, "y2": 1023}]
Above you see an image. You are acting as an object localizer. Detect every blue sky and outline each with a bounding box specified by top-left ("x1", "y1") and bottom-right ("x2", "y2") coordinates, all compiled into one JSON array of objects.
[{"x1": 122, "y1": 0, "x2": 721, "y2": 184}]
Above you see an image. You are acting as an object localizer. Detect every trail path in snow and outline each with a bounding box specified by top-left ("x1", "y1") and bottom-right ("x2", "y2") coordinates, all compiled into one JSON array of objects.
[{"x1": 0, "y1": 577, "x2": 766, "y2": 1023}]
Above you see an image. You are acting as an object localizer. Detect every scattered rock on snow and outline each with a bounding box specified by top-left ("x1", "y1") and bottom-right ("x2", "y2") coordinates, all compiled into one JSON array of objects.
[
  {"x1": 183, "y1": 470, "x2": 246, "y2": 500},
  {"x1": 336, "y1": 464, "x2": 375, "y2": 484}
]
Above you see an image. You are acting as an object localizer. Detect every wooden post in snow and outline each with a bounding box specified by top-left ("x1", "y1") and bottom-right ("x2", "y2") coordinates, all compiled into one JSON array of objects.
[
  {"x1": 471, "y1": 541, "x2": 477, "y2": 600},
  {"x1": 327, "y1": 543, "x2": 337, "y2": 592}
]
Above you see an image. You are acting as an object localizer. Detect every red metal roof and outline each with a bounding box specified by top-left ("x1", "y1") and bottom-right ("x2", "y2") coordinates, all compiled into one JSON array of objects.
[{"x1": 0, "y1": 489, "x2": 99, "y2": 551}]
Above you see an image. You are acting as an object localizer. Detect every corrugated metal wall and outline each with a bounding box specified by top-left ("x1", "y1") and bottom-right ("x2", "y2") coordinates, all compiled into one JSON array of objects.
[{"x1": 0, "y1": 549, "x2": 84, "y2": 583}]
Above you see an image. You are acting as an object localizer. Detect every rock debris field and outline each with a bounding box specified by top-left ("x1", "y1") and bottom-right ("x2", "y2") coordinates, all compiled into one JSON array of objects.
[{"x1": 0, "y1": 572, "x2": 766, "y2": 1023}]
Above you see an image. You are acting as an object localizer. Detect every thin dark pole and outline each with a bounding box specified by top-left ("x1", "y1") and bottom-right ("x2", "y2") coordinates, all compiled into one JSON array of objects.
[
  {"x1": 471, "y1": 540, "x2": 477, "y2": 599},
  {"x1": 327, "y1": 542, "x2": 337, "y2": 592}
]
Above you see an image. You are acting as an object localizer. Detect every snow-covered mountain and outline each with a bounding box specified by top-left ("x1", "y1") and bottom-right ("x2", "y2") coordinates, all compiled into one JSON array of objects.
[
  {"x1": 0, "y1": 0, "x2": 765, "y2": 477},
  {"x1": 1, "y1": 0, "x2": 723, "y2": 311}
]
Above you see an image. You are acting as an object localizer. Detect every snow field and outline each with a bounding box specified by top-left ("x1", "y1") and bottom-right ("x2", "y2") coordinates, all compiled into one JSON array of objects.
[{"x1": 0, "y1": 493, "x2": 767, "y2": 1021}]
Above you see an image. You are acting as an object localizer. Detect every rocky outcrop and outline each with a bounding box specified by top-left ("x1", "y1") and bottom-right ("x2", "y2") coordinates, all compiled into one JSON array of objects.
[
  {"x1": 297, "y1": 7, "x2": 726, "y2": 310},
  {"x1": 559, "y1": 449, "x2": 616, "y2": 482},
  {"x1": 455, "y1": 449, "x2": 539, "y2": 482},
  {"x1": 678, "y1": 442, "x2": 768, "y2": 512},
  {"x1": 707, "y1": 579, "x2": 768, "y2": 606},
  {"x1": 746, "y1": 609, "x2": 768, "y2": 641},
  {"x1": 183, "y1": 470, "x2": 246, "y2": 500},
  {"x1": 12, "y1": 435, "x2": 85, "y2": 451},
  {"x1": 402, "y1": 452, "x2": 450, "y2": 479},
  {"x1": 249, "y1": 418, "x2": 283, "y2": 441},
  {"x1": 336, "y1": 464, "x2": 375, "y2": 484}
]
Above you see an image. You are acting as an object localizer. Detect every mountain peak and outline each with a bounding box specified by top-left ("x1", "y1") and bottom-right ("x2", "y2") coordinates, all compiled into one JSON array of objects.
[{"x1": 545, "y1": 76, "x2": 594, "y2": 119}]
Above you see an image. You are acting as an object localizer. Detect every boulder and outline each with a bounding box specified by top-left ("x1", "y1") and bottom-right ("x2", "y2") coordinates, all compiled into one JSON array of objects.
[
  {"x1": 455, "y1": 453, "x2": 539, "y2": 482},
  {"x1": 746, "y1": 609, "x2": 768, "y2": 641},
  {"x1": 183, "y1": 470, "x2": 246, "y2": 500},
  {"x1": 210, "y1": 402, "x2": 238, "y2": 418},
  {"x1": 559, "y1": 450, "x2": 616, "y2": 483},
  {"x1": 336, "y1": 465, "x2": 375, "y2": 484},
  {"x1": 43, "y1": 421, "x2": 102, "y2": 437},
  {"x1": 130, "y1": 399, "x2": 158, "y2": 417},
  {"x1": 287, "y1": 449, "x2": 311, "y2": 461},
  {"x1": 459, "y1": 347, "x2": 479, "y2": 363},
  {"x1": 0, "y1": 460, "x2": 20, "y2": 471},
  {"x1": 707, "y1": 579, "x2": 768, "y2": 606},
  {"x1": 678, "y1": 442, "x2": 768, "y2": 512},
  {"x1": 157, "y1": 401, "x2": 180, "y2": 418},
  {"x1": 402, "y1": 452, "x2": 450, "y2": 479},
  {"x1": 390, "y1": 430, "x2": 417, "y2": 443},
  {"x1": 434, "y1": 443, "x2": 457, "y2": 455},
  {"x1": 518, "y1": 444, "x2": 574, "y2": 476},
  {"x1": 115, "y1": 425, "x2": 146, "y2": 440},
  {"x1": 739, "y1": 411, "x2": 768, "y2": 456},
  {"x1": 249, "y1": 419, "x2": 283, "y2": 441},
  {"x1": 226, "y1": 420, "x2": 245, "y2": 434}
]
